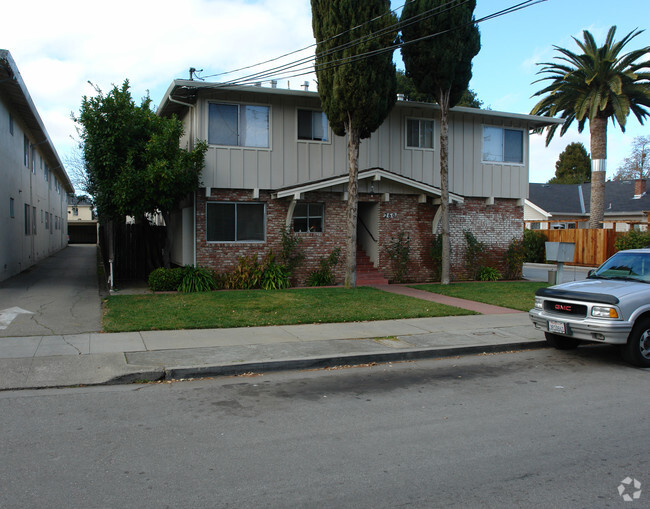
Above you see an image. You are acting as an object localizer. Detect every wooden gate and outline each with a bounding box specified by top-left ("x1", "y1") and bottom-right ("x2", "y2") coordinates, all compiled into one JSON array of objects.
[{"x1": 543, "y1": 229, "x2": 619, "y2": 266}]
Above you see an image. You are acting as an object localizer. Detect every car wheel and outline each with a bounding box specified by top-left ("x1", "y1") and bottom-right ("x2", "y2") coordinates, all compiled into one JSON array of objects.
[
  {"x1": 545, "y1": 332, "x2": 580, "y2": 350},
  {"x1": 623, "y1": 318, "x2": 650, "y2": 367}
]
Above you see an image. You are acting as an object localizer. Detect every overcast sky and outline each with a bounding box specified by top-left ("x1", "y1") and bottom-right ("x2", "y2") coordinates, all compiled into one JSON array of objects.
[{"x1": 3, "y1": 0, "x2": 649, "y2": 190}]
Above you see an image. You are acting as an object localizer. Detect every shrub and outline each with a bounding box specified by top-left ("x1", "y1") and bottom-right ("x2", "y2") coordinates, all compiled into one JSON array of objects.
[
  {"x1": 430, "y1": 234, "x2": 443, "y2": 281},
  {"x1": 226, "y1": 255, "x2": 264, "y2": 289},
  {"x1": 179, "y1": 265, "x2": 217, "y2": 293},
  {"x1": 306, "y1": 248, "x2": 341, "y2": 286},
  {"x1": 386, "y1": 232, "x2": 411, "y2": 283},
  {"x1": 279, "y1": 228, "x2": 304, "y2": 281},
  {"x1": 614, "y1": 229, "x2": 650, "y2": 251},
  {"x1": 504, "y1": 237, "x2": 525, "y2": 279},
  {"x1": 260, "y1": 252, "x2": 290, "y2": 290},
  {"x1": 464, "y1": 231, "x2": 485, "y2": 280},
  {"x1": 477, "y1": 266, "x2": 501, "y2": 281},
  {"x1": 148, "y1": 267, "x2": 184, "y2": 292},
  {"x1": 523, "y1": 229, "x2": 547, "y2": 263}
]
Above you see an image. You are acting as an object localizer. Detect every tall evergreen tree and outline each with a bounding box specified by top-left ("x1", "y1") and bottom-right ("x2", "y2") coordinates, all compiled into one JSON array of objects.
[
  {"x1": 548, "y1": 142, "x2": 591, "y2": 184},
  {"x1": 400, "y1": 0, "x2": 480, "y2": 284},
  {"x1": 311, "y1": 0, "x2": 398, "y2": 287},
  {"x1": 531, "y1": 27, "x2": 650, "y2": 228}
]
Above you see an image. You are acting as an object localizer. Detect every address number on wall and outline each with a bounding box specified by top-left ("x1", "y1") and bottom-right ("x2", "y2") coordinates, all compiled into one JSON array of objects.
[{"x1": 383, "y1": 212, "x2": 398, "y2": 219}]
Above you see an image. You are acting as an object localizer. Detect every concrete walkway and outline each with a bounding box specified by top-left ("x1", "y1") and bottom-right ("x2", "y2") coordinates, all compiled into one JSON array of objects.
[{"x1": 0, "y1": 247, "x2": 548, "y2": 390}]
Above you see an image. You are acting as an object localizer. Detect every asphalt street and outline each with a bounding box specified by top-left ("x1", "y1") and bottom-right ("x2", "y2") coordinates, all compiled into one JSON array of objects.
[{"x1": 1, "y1": 347, "x2": 647, "y2": 508}]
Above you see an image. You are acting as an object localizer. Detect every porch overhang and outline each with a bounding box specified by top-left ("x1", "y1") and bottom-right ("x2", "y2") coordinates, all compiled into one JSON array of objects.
[{"x1": 273, "y1": 168, "x2": 464, "y2": 204}]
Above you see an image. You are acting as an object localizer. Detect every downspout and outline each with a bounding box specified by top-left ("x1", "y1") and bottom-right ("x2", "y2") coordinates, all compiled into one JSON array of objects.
[{"x1": 166, "y1": 95, "x2": 199, "y2": 266}]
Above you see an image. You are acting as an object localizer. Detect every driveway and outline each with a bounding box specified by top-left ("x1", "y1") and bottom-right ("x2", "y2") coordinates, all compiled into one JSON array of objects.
[{"x1": 0, "y1": 245, "x2": 102, "y2": 337}]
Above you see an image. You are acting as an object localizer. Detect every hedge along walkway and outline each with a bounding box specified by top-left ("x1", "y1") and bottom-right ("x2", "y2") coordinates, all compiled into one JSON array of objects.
[{"x1": 370, "y1": 284, "x2": 523, "y2": 315}]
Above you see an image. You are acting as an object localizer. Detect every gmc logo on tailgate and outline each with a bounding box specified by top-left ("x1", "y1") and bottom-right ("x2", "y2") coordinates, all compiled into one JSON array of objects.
[{"x1": 555, "y1": 304, "x2": 572, "y2": 312}]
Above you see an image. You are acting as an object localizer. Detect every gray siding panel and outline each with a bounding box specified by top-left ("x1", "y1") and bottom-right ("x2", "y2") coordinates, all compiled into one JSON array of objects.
[{"x1": 196, "y1": 89, "x2": 532, "y2": 199}]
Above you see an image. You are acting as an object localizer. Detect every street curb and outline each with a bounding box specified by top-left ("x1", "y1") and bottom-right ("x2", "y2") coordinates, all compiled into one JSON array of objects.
[{"x1": 140, "y1": 341, "x2": 548, "y2": 383}]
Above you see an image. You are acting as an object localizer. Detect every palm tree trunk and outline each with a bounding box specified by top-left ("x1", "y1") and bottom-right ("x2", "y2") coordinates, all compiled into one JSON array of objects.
[
  {"x1": 438, "y1": 88, "x2": 451, "y2": 285},
  {"x1": 589, "y1": 116, "x2": 607, "y2": 228},
  {"x1": 344, "y1": 120, "x2": 360, "y2": 288}
]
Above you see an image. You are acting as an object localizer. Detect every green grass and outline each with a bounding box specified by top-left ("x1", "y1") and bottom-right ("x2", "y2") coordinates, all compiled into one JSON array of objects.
[
  {"x1": 409, "y1": 281, "x2": 548, "y2": 312},
  {"x1": 103, "y1": 287, "x2": 476, "y2": 332}
]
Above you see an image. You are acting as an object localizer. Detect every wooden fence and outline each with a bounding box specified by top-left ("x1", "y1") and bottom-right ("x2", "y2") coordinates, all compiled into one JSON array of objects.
[{"x1": 542, "y1": 229, "x2": 619, "y2": 267}]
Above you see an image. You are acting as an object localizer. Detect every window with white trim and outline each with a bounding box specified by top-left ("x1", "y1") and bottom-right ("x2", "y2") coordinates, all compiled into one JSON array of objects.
[
  {"x1": 298, "y1": 109, "x2": 329, "y2": 142},
  {"x1": 293, "y1": 203, "x2": 324, "y2": 232},
  {"x1": 206, "y1": 202, "x2": 265, "y2": 242},
  {"x1": 482, "y1": 126, "x2": 524, "y2": 164},
  {"x1": 208, "y1": 103, "x2": 270, "y2": 148},
  {"x1": 406, "y1": 118, "x2": 434, "y2": 149}
]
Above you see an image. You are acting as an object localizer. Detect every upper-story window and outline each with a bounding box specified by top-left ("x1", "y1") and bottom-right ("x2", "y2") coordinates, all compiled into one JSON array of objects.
[
  {"x1": 208, "y1": 103, "x2": 270, "y2": 148},
  {"x1": 482, "y1": 126, "x2": 524, "y2": 164},
  {"x1": 298, "y1": 109, "x2": 329, "y2": 142},
  {"x1": 24, "y1": 136, "x2": 30, "y2": 167},
  {"x1": 406, "y1": 118, "x2": 434, "y2": 149}
]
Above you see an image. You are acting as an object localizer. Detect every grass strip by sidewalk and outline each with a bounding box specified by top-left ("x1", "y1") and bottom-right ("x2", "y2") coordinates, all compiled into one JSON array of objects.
[
  {"x1": 408, "y1": 281, "x2": 548, "y2": 312},
  {"x1": 103, "y1": 286, "x2": 476, "y2": 332}
]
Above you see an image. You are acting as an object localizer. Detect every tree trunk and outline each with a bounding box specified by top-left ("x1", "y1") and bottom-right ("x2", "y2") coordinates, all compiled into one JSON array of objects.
[
  {"x1": 344, "y1": 121, "x2": 360, "y2": 288},
  {"x1": 589, "y1": 116, "x2": 607, "y2": 229},
  {"x1": 438, "y1": 89, "x2": 451, "y2": 285}
]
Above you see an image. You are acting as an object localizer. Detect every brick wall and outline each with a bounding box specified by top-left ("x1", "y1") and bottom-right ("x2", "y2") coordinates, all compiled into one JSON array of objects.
[
  {"x1": 446, "y1": 198, "x2": 523, "y2": 280},
  {"x1": 195, "y1": 189, "x2": 522, "y2": 285}
]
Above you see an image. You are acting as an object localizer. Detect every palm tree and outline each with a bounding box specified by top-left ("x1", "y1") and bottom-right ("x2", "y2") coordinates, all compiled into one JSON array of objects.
[{"x1": 531, "y1": 26, "x2": 650, "y2": 228}]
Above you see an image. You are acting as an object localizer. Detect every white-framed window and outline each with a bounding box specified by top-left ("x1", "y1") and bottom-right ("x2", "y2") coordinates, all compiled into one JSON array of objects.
[
  {"x1": 482, "y1": 126, "x2": 524, "y2": 164},
  {"x1": 206, "y1": 202, "x2": 266, "y2": 242},
  {"x1": 24, "y1": 136, "x2": 30, "y2": 167},
  {"x1": 208, "y1": 103, "x2": 270, "y2": 148},
  {"x1": 406, "y1": 118, "x2": 434, "y2": 149},
  {"x1": 72, "y1": 207, "x2": 79, "y2": 217},
  {"x1": 293, "y1": 203, "x2": 324, "y2": 232},
  {"x1": 24, "y1": 204, "x2": 31, "y2": 235},
  {"x1": 297, "y1": 109, "x2": 329, "y2": 142}
]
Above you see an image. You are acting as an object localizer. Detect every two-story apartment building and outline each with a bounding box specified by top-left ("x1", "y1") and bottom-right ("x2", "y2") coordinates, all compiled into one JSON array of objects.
[
  {"x1": 158, "y1": 80, "x2": 561, "y2": 283},
  {"x1": 0, "y1": 50, "x2": 74, "y2": 282}
]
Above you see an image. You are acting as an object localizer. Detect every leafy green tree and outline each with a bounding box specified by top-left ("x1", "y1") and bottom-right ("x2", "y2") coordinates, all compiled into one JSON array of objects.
[
  {"x1": 612, "y1": 135, "x2": 650, "y2": 180},
  {"x1": 531, "y1": 27, "x2": 650, "y2": 228},
  {"x1": 400, "y1": 0, "x2": 480, "y2": 284},
  {"x1": 396, "y1": 70, "x2": 482, "y2": 107},
  {"x1": 311, "y1": 0, "x2": 397, "y2": 287},
  {"x1": 548, "y1": 142, "x2": 591, "y2": 184},
  {"x1": 74, "y1": 80, "x2": 207, "y2": 267}
]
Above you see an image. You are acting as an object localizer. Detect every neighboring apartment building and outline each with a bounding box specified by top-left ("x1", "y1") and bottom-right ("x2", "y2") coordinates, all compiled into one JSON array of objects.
[
  {"x1": 0, "y1": 50, "x2": 74, "y2": 282},
  {"x1": 158, "y1": 80, "x2": 561, "y2": 283},
  {"x1": 526, "y1": 180, "x2": 650, "y2": 231}
]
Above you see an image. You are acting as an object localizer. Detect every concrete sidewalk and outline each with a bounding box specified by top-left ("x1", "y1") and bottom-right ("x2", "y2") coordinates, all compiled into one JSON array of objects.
[{"x1": 0, "y1": 309, "x2": 546, "y2": 390}]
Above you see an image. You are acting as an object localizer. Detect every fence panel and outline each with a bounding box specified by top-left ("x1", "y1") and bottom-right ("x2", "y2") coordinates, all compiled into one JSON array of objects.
[{"x1": 543, "y1": 229, "x2": 619, "y2": 266}]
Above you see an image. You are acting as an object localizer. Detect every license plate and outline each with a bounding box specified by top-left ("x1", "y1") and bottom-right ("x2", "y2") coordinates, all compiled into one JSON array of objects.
[{"x1": 548, "y1": 321, "x2": 566, "y2": 334}]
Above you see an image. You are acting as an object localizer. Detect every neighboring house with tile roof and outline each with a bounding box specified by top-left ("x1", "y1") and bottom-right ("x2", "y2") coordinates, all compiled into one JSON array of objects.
[{"x1": 526, "y1": 179, "x2": 650, "y2": 231}]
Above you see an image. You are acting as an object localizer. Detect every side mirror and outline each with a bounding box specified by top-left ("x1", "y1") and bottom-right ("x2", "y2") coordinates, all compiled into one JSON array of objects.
[{"x1": 587, "y1": 269, "x2": 595, "y2": 278}]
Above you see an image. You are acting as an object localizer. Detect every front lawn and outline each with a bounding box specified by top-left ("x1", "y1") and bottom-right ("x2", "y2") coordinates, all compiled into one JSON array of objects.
[
  {"x1": 409, "y1": 281, "x2": 548, "y2": 312},
  {"x1": 103, "y1": 286, "x2": 476, "y2": 332}
]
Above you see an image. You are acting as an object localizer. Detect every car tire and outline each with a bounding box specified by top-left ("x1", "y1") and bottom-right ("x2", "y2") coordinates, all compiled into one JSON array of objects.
[
  {"x1": 545, "y1": 332, "x2": 580, "y2": 350},
  {"x1": 623, "y1": 318, "x2": 650, "y2": 367}
]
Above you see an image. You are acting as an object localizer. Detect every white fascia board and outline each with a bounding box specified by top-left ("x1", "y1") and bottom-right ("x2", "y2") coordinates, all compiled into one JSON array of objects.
[{"x1": 524, "y1": 199, "x2": 552, "y2": 218}]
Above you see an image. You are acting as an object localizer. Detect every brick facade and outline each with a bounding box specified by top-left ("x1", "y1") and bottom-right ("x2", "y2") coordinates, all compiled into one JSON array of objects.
[{"x1": 195, "y1": 189, "x2": 523, "y2": 285}]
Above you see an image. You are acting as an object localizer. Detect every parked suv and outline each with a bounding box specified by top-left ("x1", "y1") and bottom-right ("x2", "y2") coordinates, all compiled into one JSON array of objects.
[{"x1": 529, "y1": 248, "x2": 650, "y2": 367}]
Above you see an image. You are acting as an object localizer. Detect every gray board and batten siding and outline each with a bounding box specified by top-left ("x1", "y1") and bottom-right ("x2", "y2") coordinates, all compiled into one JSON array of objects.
[{"x1": 160, "y1": 81, "x2": 560, "y2": 200}]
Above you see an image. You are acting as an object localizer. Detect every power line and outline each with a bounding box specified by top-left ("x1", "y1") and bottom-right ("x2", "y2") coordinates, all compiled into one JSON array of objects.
[{"x1": 196, "y1": 0, "x2": 547, "y2": 89}]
